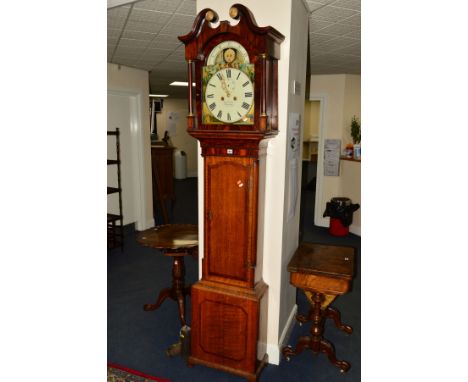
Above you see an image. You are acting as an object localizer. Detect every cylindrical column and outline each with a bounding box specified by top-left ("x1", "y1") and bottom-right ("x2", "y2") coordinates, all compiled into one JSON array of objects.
[
  {"x1": 261, "y1": 54, "x2": 267, "y2": 116},
  {"x1": 187, "y1": 60, "x2": 194, "y2": 116}
]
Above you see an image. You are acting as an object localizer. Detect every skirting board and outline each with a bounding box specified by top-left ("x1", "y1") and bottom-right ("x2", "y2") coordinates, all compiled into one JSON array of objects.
[
  {"x1": 258, "y1": 304, "x2": 298, "y2": 365},
  {"x1": 136, "y1": 218, "x2": 155, "y2": 231},
  {"x1": 349, "y1": 224, "x2": 361, "y2": 236}
]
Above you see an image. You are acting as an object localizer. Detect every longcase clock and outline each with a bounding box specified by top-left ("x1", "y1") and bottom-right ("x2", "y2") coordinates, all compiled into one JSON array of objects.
[{"x1": 178, "y1": 4, "x2": 284, "y2": 381}]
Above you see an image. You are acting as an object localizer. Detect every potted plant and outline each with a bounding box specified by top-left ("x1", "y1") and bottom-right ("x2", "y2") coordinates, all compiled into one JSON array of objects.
[{"x1": 350, "y1": 116, "x2": 361, "y2": 159}]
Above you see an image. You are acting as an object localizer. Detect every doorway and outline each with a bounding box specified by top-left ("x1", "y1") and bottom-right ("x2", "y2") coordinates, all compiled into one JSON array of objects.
[
  {"x1": 107, "y1": 90, "x2": 152, "y2": 231},
  {"x1": 300, "y1": 97, "x2": 325, "y2": 235}
]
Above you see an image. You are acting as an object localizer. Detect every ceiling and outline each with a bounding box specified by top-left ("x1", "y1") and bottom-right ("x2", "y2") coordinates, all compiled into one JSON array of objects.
[{"x1": 108, "y1": 0, "x2": 360, "y2": 98}]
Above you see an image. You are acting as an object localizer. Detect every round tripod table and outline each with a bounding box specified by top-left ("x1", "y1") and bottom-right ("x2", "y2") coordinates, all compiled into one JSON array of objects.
[{"x1": 137, "y1": 224, "x2": 198, "y2": 328}]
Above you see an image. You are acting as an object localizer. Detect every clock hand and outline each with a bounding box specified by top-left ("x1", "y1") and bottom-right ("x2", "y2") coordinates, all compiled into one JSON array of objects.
[{"x1": 220, "y1": 75, "x2": 231, "y2": 97}]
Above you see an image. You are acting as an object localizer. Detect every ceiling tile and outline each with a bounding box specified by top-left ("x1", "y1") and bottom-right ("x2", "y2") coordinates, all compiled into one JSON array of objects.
[
  {"x1": 108, "y1": 28, "x2": 122, "y2": 39},
  {"x1": 111, "y1": 56, "x2": 139, "y2": 66},
  {"x1": 147, "y1": 34, "x2": 181, "y2": 50},
  {"x1": 310, "y1": 5, "x2": 357, "y2": 22},
  {"x1": 340, "y1": 13, "x2": 360, "y2": 26},
  {"x1": 128, "y1": 8, "x2": 172, "y2": 24},
  {"x1": 107, "y1": 5, "x2": 131, "y2": 19},
  {"x1": 306, "y1": 0, "x2": 336, "y2": 8},
  {"x1": 309, "y1": 18, "x2": 334, "y2": 32},
  {"x1": 309, "y1": 32, "x2": 337, "y2": 44},
  {"x1": 317, "y1": 22, "x2": 360, "y2": 36},
  {"x1": 150, "y1": 69, "x2": 187, "y2": 78},
  {"x1": 155, "y1": 61, "x2": 186, "y2": 70},
  {"x1": 305, "y1": 1, "x2": 327, "y2": 12},
  {"x1": 144, "y1": 48, "x2": 173, "y2": 61},
  {"x1": 122, "y1": 30, "x2": 157, "y2": 40},
  {"x1": 125, "y1": 20, "x2": 164, "y2": 33},
  {"x1": 158, "y1": 14, "x2": 195, "y2": 35},
  {"x1": 329, "y1": 0, "x2": 361, "y2": 11},
  {"x1": 137, "y1": 60, "x2": 162, "y2": 69},
  {"x1": 329, "y1": 54, "x2": 360, "y2": 64},
  {"x1": 176, "y1": 0, "x2": 197, "y2": 16},
  {"x1": 113, "y1": 45, "x2": 147, "y2": 57},
  {"x1": 333, "y1": 42, "x2": 360, "y2": 56},
  {"x1": 138, "y1": 63, "x2": 155, "y2": 70},
  {"x1": 164, "y1": 54, "x2": 186, "y2": 63},
  {"x1": 118, "y1": 38, "x2": 151, "y2": 48},
  {"x1": 320, "y1": 36, "x2": 358, "y2": 48},
  {"x1": 134, "y1": 0, "x2": 183, "y2": 13},
  {"x1": 108, "y1": 17, "x2": 127, "y2": 30},
  {"x1": 343, "y1": 27, "x2": 360, "y2": 39},
  {"x1": 309, "y1": 54, "x2": 342, "y2": 65}
]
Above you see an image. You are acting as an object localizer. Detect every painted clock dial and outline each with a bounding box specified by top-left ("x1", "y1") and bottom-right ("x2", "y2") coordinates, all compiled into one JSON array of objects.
[
  {"x1": 206, "y1": 40, "x2": 250, "y2": 66},
  {"x1": 204, "y1": 67, "x2": 254, "y2": 124}
]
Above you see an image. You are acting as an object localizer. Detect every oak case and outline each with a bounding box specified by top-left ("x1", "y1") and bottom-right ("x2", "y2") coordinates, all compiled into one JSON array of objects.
[{"x1": 179, "y1": 4, "x2": 284, "y2": 381}]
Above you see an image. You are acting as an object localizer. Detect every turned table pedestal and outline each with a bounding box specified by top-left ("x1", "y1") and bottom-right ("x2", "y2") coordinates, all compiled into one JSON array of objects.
[
  {"x1": 137, "y1": 224, "x2": 198, "y2": 328},
  {"x1": 282, "y1": 242, "x2": 355, "y2": 373}
]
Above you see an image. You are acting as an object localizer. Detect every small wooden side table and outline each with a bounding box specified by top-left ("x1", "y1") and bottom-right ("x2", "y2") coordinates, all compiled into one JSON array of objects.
[
  {"x1": 282, "y1": 242, "x2": 355, "y2": 373},
  {"x1": 137, "y1": 224, "x2": 198, "y2": 327}
]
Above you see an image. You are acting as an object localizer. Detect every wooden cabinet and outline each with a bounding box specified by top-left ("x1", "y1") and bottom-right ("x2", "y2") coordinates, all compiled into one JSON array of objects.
[{"x1": 151, "y1": 145, "x2": 175, "y2": 222}]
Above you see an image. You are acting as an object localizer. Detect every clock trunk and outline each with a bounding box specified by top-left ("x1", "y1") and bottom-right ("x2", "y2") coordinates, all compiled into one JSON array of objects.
[{"x1": 204, "y1": 156, "x2": 258, "y2": 288}]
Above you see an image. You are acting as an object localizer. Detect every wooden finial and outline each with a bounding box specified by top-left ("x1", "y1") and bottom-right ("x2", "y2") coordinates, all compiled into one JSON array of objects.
[
  {"x1": 229, "y1": 6, "x2": 239, "y2": 19},
  {"x1": 205, "y1": 10, "x2": 218, "y2": 22}
]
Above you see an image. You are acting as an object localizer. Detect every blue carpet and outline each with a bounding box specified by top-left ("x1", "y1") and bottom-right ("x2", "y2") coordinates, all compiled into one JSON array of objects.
[{"x1": 108, "y1": 177, "x2": 360, "y2": 381}]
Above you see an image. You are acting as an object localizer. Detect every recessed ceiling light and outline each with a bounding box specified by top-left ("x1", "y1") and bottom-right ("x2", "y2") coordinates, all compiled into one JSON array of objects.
[
  {"x1": 169, "y1": 81, "x2": 196, "y2": 87},
  {"x1": 149, "y1": 94, "x2": 169, "y2": 97}
]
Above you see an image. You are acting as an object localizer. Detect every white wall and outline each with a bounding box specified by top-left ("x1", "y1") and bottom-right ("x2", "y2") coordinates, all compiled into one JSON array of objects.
[
  {"x1": 342, "y1": 75, "x2": 361, "y2": 232},
  {"x1": 196, "y1": 0, "x2": 308, "y2": 365},
  {"x1": 339, "y1": 160, "x2": 361, "y2": 234},
  {"x1": 309, "y1": 74, "x2": 361, "y2": 234},
  {"x1": 343, "y1": 74, "x2": 361, "y2": 145},
  {"x1": 155, "y1": 98, "x2": 198, "y2": 177},
  {"x1": 107, "y1": 63, "x2": 154, "y2": 230},
  {"x1": 276, "y1": 0, "x2": 309, "y2": 363},
  {"x1": 303, "y1": 100, "x2": 320, "y2": 140}
]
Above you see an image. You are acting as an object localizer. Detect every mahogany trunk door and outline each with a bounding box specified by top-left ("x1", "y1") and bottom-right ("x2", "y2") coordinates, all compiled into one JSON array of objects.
[{"x1": 204, "y1": 156, "x2": 258, "y2": 287}]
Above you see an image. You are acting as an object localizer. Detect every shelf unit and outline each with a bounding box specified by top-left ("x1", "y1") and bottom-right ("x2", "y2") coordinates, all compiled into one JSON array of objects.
[
  {"x1": 107, "y1": 128, "x2": 124, "y2": 249},
  {"x1": 303, "y1": 137, "x2": 318, "y2": 162},
  {"x1": 151, "y1": 145, "x2": 175, "y2": 224}
]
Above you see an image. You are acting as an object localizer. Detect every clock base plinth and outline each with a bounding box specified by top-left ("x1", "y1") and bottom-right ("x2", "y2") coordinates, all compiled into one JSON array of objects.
[{"x1": 189, "y1": 280, "x2": 268, "y2": 381}]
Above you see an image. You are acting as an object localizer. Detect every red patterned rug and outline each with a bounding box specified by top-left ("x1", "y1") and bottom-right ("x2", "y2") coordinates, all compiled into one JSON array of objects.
[{"x1": 107, "y1": 362, "x2": 171, "y2": 382}]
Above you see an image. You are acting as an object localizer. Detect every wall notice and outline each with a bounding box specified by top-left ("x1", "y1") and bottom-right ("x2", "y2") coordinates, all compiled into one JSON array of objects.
[
  {"x1": 287, "y1": 112, "x2": 301, "y2": 221},
  {"x1": 324, "y1": 139, "x2": 341, "y2": 176},
  {"x1": 166, "y1": 111, "x2": 180, "y2": 136}
]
